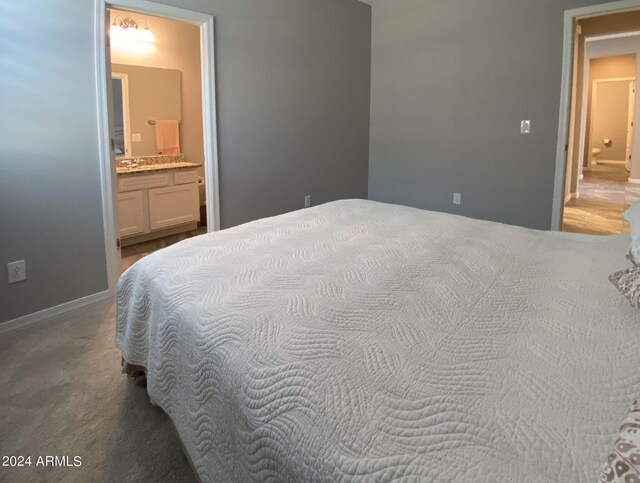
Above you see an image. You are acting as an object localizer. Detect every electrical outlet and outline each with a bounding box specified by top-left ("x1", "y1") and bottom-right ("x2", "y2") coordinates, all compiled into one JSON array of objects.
[
  {"x1": 453, "y1": 193, "x2": 462, "y2": 205},
  {"x1": 7, "y1": 260, "x2": 26, "y2": 284},
  {"x1": 132, "y1": 133, "x2": 142, "y2": 142},
  {"x1": 520, "y1": 120, "x2": 531, "y2": 134},
  {"x1": 304, "y1": 194, "x2": 312, "y2": 208}
]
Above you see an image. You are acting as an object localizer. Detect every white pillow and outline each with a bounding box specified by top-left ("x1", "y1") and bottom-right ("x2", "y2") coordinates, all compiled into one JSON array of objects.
[{"x1": 623, "y1": 201, "x2": 640, "y2": 265}]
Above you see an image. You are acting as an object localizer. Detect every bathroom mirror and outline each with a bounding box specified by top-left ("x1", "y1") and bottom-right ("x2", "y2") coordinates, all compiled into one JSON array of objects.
[{"x1": 112, "y1": 64, "x2": 182, "y2": 157}]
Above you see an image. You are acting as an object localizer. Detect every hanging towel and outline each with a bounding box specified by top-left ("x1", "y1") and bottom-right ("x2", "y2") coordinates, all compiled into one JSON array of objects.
[{"x1": 155, "y1": 120, "x2": 180, "y2": 155}]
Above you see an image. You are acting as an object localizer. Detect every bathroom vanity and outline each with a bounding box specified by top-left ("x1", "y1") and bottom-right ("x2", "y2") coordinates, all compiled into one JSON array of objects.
[{"x1": 116, "y1": 154, "x2": 201, "y2": 247}]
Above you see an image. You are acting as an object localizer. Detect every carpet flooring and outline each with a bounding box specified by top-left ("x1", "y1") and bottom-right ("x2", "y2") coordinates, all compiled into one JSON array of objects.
[
  {"x1": 0, "y1": 298, "x2": 197, "y2": 483},
  {"x1": 0, "y1": 223, "x2": 205, "y2": 483}
]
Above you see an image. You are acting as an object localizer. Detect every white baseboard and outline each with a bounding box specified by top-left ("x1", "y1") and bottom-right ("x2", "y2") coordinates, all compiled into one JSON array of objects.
[
  {"x1": 598, "y1": 159, "x2": 627, "y2": 165},
  {"x1": 0, "y1": 290, "x2": 112, "y2": 335},
  {"x1": 565, "y1": 191, "x2": 579, "y2": 203},
  {"x1": 629, "y1": 178, "x2": 640, "y2": 185}
]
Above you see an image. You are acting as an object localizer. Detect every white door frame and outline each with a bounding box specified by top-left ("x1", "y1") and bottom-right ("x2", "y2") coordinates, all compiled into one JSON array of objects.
[
  {"x1": 552, "y1": 0, "x2": 640, "y2": 230},
  {"x1": 94, "y1": 0, "x2": 221, "y2": 293},
  {"x1": 627, "y1": 80, "x2": 636, "y2": 171}
]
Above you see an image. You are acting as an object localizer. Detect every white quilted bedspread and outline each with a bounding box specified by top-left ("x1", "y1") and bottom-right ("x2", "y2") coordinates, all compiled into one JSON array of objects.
[{"x1": 116, "y1": 199, "x2": 640, "y2": 482}]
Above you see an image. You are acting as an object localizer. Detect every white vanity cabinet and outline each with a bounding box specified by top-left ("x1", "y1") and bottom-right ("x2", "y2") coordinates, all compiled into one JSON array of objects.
[
  {"x1": 117, "y1": 168, "x2": 199, "y2": 245},
  {"x1": 148, "y1": 184, "x2": 199, "y2": 231},
  {"x1": 117, "y1": 191, "x2": 147, "y2": 237}
]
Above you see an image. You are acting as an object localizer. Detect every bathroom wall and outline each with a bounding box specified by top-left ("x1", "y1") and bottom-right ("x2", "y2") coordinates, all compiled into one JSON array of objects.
[
  {"x1": 587, "y1": 55, "x2": 635, "y2": 162},
  {"x1": 110, "y1": 9, "x2": 204, "y2": 176}
]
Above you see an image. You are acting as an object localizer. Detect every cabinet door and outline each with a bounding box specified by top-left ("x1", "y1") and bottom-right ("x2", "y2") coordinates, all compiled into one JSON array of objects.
[
  {"x1": 148, "y1": 184, "x2": 199, "y2": 231},
  {"x1": 118, "y1": 191, "x2": 147, "y2": 237}
]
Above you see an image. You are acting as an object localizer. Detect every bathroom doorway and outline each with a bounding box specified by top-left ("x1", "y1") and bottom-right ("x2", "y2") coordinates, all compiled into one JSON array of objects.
[
  {"x1": 589, "y1": 77, "x2": 634, "y2": 172},
  {"x1": 559, "y1": 11, "x2": 640, "y2": 235},
  {"x1": 95, "y1": 0, "x2": 220, "y2": 291}
]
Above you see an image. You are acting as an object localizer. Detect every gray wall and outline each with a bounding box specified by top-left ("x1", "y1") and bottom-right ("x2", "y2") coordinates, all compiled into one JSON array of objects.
[
  {"x1": 0, "y1": 0, "x2": 371, "y2": 324},
  {"x1": 368, "y1": 0, "x2": 620, "y2": 230},
  {"x1": 0, "y1": 0, "x2": 109, "y2": 324},
  {"x1": 202, "y1": 0, "x2": 371, "y2": 226}
]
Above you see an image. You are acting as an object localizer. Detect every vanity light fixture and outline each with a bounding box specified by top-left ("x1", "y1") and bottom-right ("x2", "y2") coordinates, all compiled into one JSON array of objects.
[{"x1": 110, "y1": 16, "x2": 153, "y2": 43}]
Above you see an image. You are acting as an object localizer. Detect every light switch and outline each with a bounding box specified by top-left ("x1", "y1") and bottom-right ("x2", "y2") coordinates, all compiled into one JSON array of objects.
[
  {"x1": 520, "y1": 120, "x2": 531, "y2": 134},
  {"x1": 132, "y1": 133, "x2": 142, "y2": 142}
]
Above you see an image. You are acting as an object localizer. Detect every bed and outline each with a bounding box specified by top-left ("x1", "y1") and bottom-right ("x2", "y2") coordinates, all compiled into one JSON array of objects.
[{"x1": 116, "y1": 199, "x2": 640, "y2": 482}]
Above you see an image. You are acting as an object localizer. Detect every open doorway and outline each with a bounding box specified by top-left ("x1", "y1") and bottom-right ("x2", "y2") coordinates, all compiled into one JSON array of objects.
[
  {"x1": 589, "y1": 76, "x2": 634, "y2": 171},
  {"x1": 108, "y1": 8, "x2": 209, "y2": 273},
  {"x1": 558, "y1": 9, "x2": 640, "y2": 235},
  {"x1": 95, "y1": 1, "x2": 220, "y2": 291},
  {"x1": 564, "y1": 51, "x2": 638, "y2": 235}
]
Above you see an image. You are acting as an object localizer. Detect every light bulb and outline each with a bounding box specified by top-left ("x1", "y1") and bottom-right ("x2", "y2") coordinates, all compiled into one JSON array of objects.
[
  {"x1": 110, "y1": 25, "x2": 122, "y2": 41},
  {"x1": 140, "y1": 27, "x2": 154, "y2": 43}
]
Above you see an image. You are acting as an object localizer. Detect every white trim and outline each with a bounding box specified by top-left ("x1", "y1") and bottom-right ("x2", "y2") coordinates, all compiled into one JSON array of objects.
[
  {"x1": 201, "y1": 17, "x2": 221, "y2": 231},
  {"x1": 96, "y1": 0, "x2": 221, "y2": 293},
  {"x1": 0, "y1": 291, "x2": 111, "y2": 335},
  {"x1": 564, "y1": 24, "x2": 581, "y2": 207},
  {"x1": 552, "y1": 9, "x2": 578, "y2": 230},
  {"x1": 95, "y1": 0, "x2": 119, "y2": 295},
  {"x1": 598, "y1": 159, "x2": 628, "y2": 164},
  {"x1": 565, "y1": 191, "x2": 580, "y2": 204},
  {"x1": 552, "y1": 0, "x2": 640, "y2": 230},
  {"x1": 576, "y1": 38, "x2": 589, "y2": 189},
  {"x1": 585, "y1": 30, "x2": 640, "y2": 43},
  {"x1": 587, "y1": 79, "x2": 597, "y2": 167},
  {"x1": 593, "y1": 77, "x2": 636, "y2": 83},
  {"x1": 569, "y1": 0, "x2": 640, "y2": 19},
  {"x1": 629, "y1": 177, "x2": 640, "y2": 184}
]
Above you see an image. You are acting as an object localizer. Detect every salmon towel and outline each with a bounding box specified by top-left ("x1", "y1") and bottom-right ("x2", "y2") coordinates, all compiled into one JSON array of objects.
[{"x1": 155, "y1": 120, "x2": 180, "y2": 155}]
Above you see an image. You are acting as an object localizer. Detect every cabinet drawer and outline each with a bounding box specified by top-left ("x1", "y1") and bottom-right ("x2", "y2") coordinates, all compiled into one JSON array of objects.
[
  {"x1": 173, "y1": 169, "x2": 198, "y2": 185},
  {"x1": 118, "y1": 173, "x2": 170, "y2": 192},
  {"x1": 148, "y1": 184, "x2": 199, "y2": 231}
]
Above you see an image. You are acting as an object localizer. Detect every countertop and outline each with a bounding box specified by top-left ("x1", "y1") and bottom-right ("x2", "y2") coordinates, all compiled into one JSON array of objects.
[{"x1": 116, "y1": 161, "x2": 201, "y2": 175}]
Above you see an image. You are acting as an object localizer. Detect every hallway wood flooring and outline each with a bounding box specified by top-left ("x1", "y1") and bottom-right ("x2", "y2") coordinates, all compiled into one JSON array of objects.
[{"x1": 562, "y1": 162, "x2": 640, "y2": 236}]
